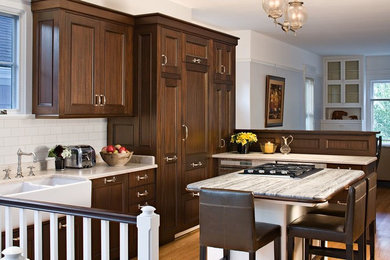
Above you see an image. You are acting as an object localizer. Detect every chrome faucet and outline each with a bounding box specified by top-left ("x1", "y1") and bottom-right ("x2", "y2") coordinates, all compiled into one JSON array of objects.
[{"x1": 16, "y1": 148, "x2": 36, "y2": 178}]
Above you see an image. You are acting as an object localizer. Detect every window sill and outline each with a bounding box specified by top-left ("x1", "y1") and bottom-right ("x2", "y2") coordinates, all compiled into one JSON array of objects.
[{"x1": 0, "y1": 114, "x2": 35, "y2": 120}]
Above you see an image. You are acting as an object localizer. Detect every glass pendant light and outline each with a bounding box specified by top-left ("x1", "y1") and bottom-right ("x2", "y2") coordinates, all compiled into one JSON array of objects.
[
  {"x1": 287, "y1": 0, "x2": 307, "y2": 31},
  {"x1": 262, "y1": 0, "x2": 286, "y2": 20}
]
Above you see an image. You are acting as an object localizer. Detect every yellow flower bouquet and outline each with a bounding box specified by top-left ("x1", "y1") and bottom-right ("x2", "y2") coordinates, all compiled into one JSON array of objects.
[{"x1": 230, "y1": 132, "x2": 258, "y2": 154}]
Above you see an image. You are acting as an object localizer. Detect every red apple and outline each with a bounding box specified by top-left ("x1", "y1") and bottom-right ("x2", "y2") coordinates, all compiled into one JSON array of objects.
[
  {"x1": 101, "y1": 146, "x2": 107, "y2": 153},
  {"x1": 114, "y1": 144, "x2": 122, "y2": 150},
  {"x1": 118, "y1": 146, "x2": 127, "y2": 153},
  {"x1": 106, "y1": 145, "x2": 115, "y2": 153}
]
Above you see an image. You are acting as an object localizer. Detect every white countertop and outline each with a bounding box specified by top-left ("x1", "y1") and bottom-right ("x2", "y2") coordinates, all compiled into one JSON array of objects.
[
  {"x1": 187, "y1": 168, "x2": 364, "y2": 203},
  {"x1": 212, "y1": 152, "x2": 377, "y2": 165}
]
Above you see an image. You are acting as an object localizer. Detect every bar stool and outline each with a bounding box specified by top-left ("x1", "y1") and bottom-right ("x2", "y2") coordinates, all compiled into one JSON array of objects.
[
  {"x1": 309, "y1": 172, "x2": 377, "y2": 259},
  {"x1": 287, "y1": 178, "x2": 367, "y2": 260},
  {"x1": 199, "y1": 188, "x2": 281, "y2": 260}
]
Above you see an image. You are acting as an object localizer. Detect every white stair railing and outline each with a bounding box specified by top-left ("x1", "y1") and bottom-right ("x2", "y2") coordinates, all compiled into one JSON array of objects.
[{"x1": 0, "y1": 197, "x2": 159, "y2": 260}]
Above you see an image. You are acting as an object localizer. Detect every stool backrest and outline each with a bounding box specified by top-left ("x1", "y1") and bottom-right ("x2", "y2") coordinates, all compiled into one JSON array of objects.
[
  {"x1": 366, "y1": 172, "x2": 377, "y2": 225},
  {"x1": 199, "y1": 188, "x2": 256, "y2": 252},
  {"x1": 344, "y1": 178, "x2": 367, "y2": 243}
]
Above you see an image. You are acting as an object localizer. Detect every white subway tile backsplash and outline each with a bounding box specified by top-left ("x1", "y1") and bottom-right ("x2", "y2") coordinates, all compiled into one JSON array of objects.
[{"x1": 0, "y1": 117, "x2": 107, "y2": 165}]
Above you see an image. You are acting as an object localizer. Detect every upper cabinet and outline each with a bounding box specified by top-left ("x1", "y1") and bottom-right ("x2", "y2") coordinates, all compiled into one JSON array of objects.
[
  {"x1": 321, "y1": 56, "x2": 365, "y2": 131},
  {"x1": 160, "y1": 28, "x2": 182, "y2": 77},
  {"x1": 32, "y1": 0, "x2": 134, "y2": 118},
  {"x1": 214, "y1": 42, "x2": 234, "y2": 83}
]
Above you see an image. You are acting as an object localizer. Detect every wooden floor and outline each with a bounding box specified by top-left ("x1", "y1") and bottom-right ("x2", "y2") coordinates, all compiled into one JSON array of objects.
[{"x1": 159, "y1": 185, "x2": 390, "y2": 260}]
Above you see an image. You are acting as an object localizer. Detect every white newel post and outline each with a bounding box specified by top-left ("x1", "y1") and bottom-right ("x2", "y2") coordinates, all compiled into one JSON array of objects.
[{"x1": 137, "y1": 206, "x2": 160, "y2": 260}]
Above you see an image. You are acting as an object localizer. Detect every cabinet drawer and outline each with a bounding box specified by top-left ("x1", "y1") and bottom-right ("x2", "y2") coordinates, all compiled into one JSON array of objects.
[
  {"x1": 129, "y1": 184, "x2": 155, "y2": 203},
  {"x1": 92, "y1": 174, "x2": 127, "y2": 187},
  {"x1": 128, "y1": 169, "x2": 155, "y2": 188},
  {"x1": 326, "y1": 164, "x2": 363, "y2": 170},
  {"x1": 128, "y1": 200, "x2": 156, "y2": 215}
]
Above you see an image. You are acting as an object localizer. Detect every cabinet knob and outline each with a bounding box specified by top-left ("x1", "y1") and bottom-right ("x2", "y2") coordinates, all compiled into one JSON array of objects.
[
  {"x1": 136, "y1": 174, "x2": 149, "y2": 181},
  {"x1": 137, "y1": 190, "x2": 149, "y2": 197},
  {"x1": 104, "y1": 176, "x2": 116, "y2": 184},
  {"x1": 191, "y1": 161, "x2": 203, "y2": 167},
  {"x1": 161, "y1": 54, "x2": 168, "y2": 66},
  {"x1": 164, "y1": 155, "x2": 177, "y2": 162}
]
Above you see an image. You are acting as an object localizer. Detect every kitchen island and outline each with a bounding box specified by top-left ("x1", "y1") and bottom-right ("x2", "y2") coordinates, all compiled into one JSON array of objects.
[{"x1": 187, "y1": 168, "x2": 364, "y2": 260}]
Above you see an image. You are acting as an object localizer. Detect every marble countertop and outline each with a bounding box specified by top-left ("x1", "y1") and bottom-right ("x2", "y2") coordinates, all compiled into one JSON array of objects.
[
  {"x1": 187, "y1": 168, "x2": 364, "y2": 203},
  {"x1": 212, "y1": 152, "x2": 377, "y2": 165}
]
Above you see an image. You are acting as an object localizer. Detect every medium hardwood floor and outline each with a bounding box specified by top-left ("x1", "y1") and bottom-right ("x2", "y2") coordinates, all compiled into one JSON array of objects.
[{"x1": 158, "y1": 185, "x2": 390, "y2": 260}]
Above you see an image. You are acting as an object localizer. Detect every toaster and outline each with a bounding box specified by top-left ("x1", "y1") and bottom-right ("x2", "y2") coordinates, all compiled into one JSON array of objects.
[{"x1": 65, "y1": 145, "x2": 96, "y2": 168}]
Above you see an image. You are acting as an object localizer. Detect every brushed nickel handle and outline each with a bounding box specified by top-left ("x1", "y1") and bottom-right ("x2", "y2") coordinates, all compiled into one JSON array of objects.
[
  {"x1": 220, "y1": 64, "x2": 226, "y2": 74},
  {"x1": 100, "y1": 94, "x2": 106, "y2": 106},
  {"x1": 337, "y1": 200, "x2": 347, "y2": 206},
  {"x1": 137, "y1": 190, "x2": 149, "y2": 197},
  {"x1": 161, "y1": 54, "x2": 168, "y2": 66},
  {"x1": 136, "y1": 174, "x2": 149, "y2": 181},
  {"x1": 192, "y1": 58, "x2": 201, "y2": 64},
  {"x1": 103, "y1": 95, "x2": 106, "y2": 105},
  {"x1": 182, "y1": 124, "x2": 188, "y2": 141},
  {"x1": 220, "y1": 139, "x2": 226, "y2": 148},
  {"x1": 138, "y1": 202, "x2": 149, "y2": 210},
  {"x1": 192, "y1": 192, "x2": 199, "y2": 197},
  {"x1": 164, "y1": 155, "x2": 177, "y2": 162},
  {"x1": 13, "y1": 237, "x2": 20, "y2": 242},
  {"x1": 191, "y1": 161, "x2": 203, "y2": 167},
  {"x1": 94, "y1": 94, "x2": 100, "y2": 106},
  {"x1": 104, "y1": 176, "x2": 116, "y2": 184},
  {"x1": 59, "y1": 223, "x2": 67, "y2": 229}
]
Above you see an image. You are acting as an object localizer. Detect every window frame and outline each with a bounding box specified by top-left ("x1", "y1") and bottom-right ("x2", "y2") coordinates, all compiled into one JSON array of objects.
[
  {"x1": 369, "y1": 80, "x2": 390, "y2": 143},
  {"x1": 0, "y1": 0, "x2": 31, "y2": 115},
  {"x1": 305, "y1": 77, "x2": 315, "y2": 130}
]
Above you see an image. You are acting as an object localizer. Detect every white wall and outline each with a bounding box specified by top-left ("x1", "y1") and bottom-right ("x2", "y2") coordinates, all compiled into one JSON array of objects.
[{"x1": 233, "y1": 30, "x2": 323, "y2": 130}]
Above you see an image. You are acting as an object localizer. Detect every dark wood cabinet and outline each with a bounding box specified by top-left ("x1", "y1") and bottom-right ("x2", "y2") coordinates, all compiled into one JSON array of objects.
[
  {"x1": 214, "y1": 42, "x2": 235, "y2": 83},
  {"x1": 32, "y1": 0, "x2": 134, "y2": 118},
  {"x1": 108, "y1": 13, "x2": 238, "y2": 245}
]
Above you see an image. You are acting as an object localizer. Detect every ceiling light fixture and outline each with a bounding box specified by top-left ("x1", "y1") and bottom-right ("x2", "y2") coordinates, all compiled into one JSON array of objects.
[{"x1": 262, "y1": 0, "x2": 307, "y2": 34}]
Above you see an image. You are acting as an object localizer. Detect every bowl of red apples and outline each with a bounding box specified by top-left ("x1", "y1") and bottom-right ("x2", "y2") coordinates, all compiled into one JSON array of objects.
[{"x1": 100, "y1": 144, "x2": 133, "y2": 166}]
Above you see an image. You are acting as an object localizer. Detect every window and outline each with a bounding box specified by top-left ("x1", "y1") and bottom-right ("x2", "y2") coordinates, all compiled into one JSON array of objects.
[
  {"x1": 305, "y1": 77, "x2": 314, "y2": 130},
  {"x1": 371, "y1": 81, "x2": 390, "y2": 142},
  {"x1": 0, "y1": 13, "x2": 18, "y2": 110}
]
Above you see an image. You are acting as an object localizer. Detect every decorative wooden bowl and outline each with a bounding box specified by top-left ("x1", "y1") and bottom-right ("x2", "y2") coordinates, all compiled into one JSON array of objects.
[{"x1": 100, "y1": 151, "x2": 133, "y2": 166}]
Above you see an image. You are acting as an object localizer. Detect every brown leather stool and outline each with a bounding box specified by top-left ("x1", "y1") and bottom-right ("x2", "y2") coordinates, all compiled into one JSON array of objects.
[
  {"x1": 309, "y1": 172, "x2": 377, "y2": 259},
  {"x1": 287, "y1": 178, "x2": 367, "y2": 260},
  {"x1": 199, "y1": 188, "x2": 281, "y2": 260}
]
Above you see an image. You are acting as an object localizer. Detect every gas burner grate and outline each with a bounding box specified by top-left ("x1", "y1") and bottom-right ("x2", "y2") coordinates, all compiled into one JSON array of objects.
[{"x1": 241, "y1": 163, "x2": 322, "y2": 178}]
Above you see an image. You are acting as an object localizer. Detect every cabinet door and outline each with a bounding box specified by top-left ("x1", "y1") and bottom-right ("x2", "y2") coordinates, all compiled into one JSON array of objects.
[
  {"x1": 160, "y1": 27, "x2": 182, "y2": 76},
  {"x1": 100, "y1": 21, "x2": 133, "y2": 116},
  {"x1": 91, "y1": 174, "x2": 127, "y2": 259},
  {"x1": 157, "y1": 77, "x2": 181, "y2": 243},
  {"x1": 64, "y1": 13, "x2": 101, "y2": 115},
  {"x1": 214, "y1": 42, "x2": 233, "y2": 83}
]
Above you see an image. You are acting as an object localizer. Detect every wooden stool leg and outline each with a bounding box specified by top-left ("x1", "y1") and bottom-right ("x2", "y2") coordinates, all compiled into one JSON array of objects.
[
  {"x1": 357, "y1": 234, "x2": 365, "y2": 260},
  {"x1": 346, "y1": 243, "x2": 354, "y2": 260},
  {"x1": 287, "y1": 235, "x2": 294, "y2": 260},
  {"x1": 304, "y1": 239, "x2": 311, "y2": 260},
  {"x1": 249, "y1": 251, "x2": 256, "y2": 260},
  {"x1": 223, "y1": 249, "x2": 230, "y2": 260},
  {"x1": 369, "y1": 220, "x2": 376, "y2": 260},
  {"x1": 274, "y1": 236, "x2": 281, "y2": 260},
  {"x1": 200, "y1": 245, "x2": 207, "y2": 260}
]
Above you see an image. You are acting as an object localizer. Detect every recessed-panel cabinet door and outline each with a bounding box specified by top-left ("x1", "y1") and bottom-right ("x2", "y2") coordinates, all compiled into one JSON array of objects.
[
  {"x1": 160, "y1": 28, "x2": 182, "y2": 76},
  {"x1": 64, "y1": 13, "x2": 101, "y2": 115},
  {"x1": 100, "y1": 21, "x2": 133, "y2": 115},
  {"x1": 214, "y1": 42, "x2": 234, "y2": 83}
]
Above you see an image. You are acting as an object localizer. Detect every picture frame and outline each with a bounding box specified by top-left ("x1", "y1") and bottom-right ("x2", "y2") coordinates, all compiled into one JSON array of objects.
[{"x1": 265, "y1": 75, "x2": 285, "y2": 127}]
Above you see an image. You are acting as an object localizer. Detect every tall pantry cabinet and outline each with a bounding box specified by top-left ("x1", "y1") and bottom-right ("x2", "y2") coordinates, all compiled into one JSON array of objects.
[{"x1": 107, "y1": 14, "x2": 238, "y2": 244}]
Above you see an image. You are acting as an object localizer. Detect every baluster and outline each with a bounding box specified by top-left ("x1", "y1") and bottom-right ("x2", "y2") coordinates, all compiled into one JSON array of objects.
[
  {"x1": 66, "y1": 215, "x2": 75, "y2": 260},
  {"x1": 5, "y1": 207, "x2": 13, "y2": 248},
  {"x1": 19, "y1": 209, "x2": 27, "y2": 257},
  {"x1": 34, "y1": 211, "x2": 42, "y2": 260},
  {"x1": 83, "y1": 217, "x2": 92, "y2": 260},
  {"x1": 101, "y1": 220, "x2": 110, "y2": 260},
  {"x1": 119, "y1": 223, "x2": 128, "y2": 260},
  {"x1": 50, "y1": 213, "x2": 58, "y2": 260}
]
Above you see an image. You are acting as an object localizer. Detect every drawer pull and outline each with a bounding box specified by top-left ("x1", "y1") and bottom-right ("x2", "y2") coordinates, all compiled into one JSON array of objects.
[
  {"x1": 136, "y1": 174, "x2": 149, "y2": 181},
  {"x1": 192, "y1": 192, "x2": 199, "y2": 197},
  {"x1": 137, "y1": 190, "x2": 149, "y2": 197},
  {"x1": 164, "y1": 155, "x2": 177, "y2": 162},
  {"x1": 161, "y1": 54, "x2": 168, "y2": 66},
  {"x1": 191, "y1": 161, "x2": 203, "y2": 167},
  {"x1": 59, "y1": 223, "x2": 67, "y2": 230},
  {"x1": 138, "y1": 202, "x2": 149, "y2": 210},
  {"x1": 104, "y1": 176, "x2": 116, "y2": 184},
  {"x1": 192, "y1": 58, "x2": 201, "y2": 64}
]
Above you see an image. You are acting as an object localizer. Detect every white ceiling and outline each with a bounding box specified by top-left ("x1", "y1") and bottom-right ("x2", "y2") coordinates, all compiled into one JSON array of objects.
[{"x1": 170, "y1": 0, "x2": 390, "y2": 56}]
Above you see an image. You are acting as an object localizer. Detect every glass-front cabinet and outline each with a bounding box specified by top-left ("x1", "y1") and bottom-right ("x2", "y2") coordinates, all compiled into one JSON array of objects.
[{"x1": 322, "y1": 56, "x2": 364, "y2": 131}]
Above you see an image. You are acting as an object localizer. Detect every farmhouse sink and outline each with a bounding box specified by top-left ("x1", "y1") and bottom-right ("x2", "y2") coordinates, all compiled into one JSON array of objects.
[{"x1": 0, "y1": 174, "x2": 91, "y2": 229}]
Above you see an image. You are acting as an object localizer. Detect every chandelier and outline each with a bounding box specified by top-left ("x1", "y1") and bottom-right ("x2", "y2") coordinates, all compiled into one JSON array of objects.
[{"x1": 262, "y1": 0, "x2": 307, "y2": 34}]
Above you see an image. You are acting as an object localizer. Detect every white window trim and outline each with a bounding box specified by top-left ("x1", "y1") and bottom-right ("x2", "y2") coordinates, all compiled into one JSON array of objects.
[{"x1": 0, "y1": 0, "x2": 32, "y2": 115}]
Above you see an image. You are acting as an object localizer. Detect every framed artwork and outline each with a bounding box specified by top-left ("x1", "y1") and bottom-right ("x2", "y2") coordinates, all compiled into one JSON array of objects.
[{"x1": 265, "y1": 75, "x2": 285, "y2": 127}]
